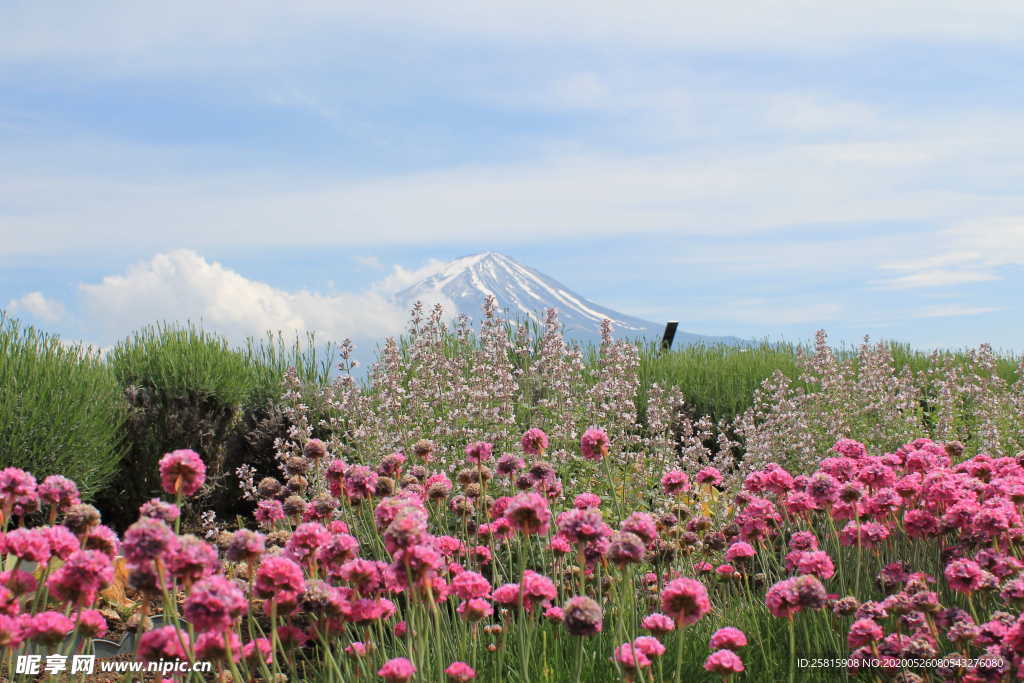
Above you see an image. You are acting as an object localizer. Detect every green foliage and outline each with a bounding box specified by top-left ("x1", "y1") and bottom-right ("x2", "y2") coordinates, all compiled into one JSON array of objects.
[
  {"x1": 636, "y1": 341, "x2": 805, "y2": 424},
  {"x1": 634, "y1": 339, "x2": 1021, "y2": 427},
  {"x1": 97, "y1": 322, "x2": 334, "y2": 528},
  {"x1": 0, "y1": 312, "x2": 126, "y2": 498}
]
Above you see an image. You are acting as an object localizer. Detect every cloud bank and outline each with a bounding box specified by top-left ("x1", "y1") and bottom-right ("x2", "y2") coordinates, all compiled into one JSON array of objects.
[{"x1": 74, "y1": 250, "x2": 452, "y2": 344}]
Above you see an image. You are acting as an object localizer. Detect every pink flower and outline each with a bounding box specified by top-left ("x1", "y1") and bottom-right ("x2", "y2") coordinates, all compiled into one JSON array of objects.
[
  {"x1": 242, "y1": 638, "x2": 272, "y2": 665},
  {"x1": 704, "y1": 649, "x2": 744, "y2": 674},
  {"x1": 632, "y1": 635, "x2": 666, "y2": 659},
  {"x1": 456, "y1": 598, "x2": 493, "y2": 622},
  {"x1": 349, "y1": 597, "x2": 397, "y2": 625},
  {"x1": 556, "y1": 507, "x2": 607, "y2": 544},
  {"x1": 0, "y1": 528, "x2": 50, "y2": 564},
  {"x1": 788, "y1": 531, "x2": 819, "y2": 551},
  {"x1": 378, "y1": 657, "x2": 416, "y2": 682},
  {"x1": 838, "y1": 521, "x2": 889, "y2": 549},
  {"x1": 944, "y1": 558, "x2": 984, "y2": 594},
  {"x1": 504, "y1": 492, "x2": 551, "y2": 535},
  {"x1": 139, "y1": 499, "x2": 181, "y2": 523},
  {"x1": 39, "y1": 526, "x2": 77, "y2": 561},
  {"x1": 184, "y1": 575, "x2": 248, "y2": 632},
  {"x1": 794, "y1": 550, "x2": 835, "y2": 580},
  {"x1": 77, "y1": 609, "x2": 108, "y2": 638},
  {"x1": 195, "y1": 630, "x2": 242, "y2": 662},
  {"x1": 122, "y1": 518, "x2": 177, "y2": 564},
  {"x1": 451, "y1": 571, "x2": 491, "y2": 600},
  {"x1": 492, "y1": 583, "x2": 520, "y2": 606},
  {"x1": 847, "y1": 618, "x2": 884, "y2": 648},
  {"x1": 46, "y1": 550, "x2": 113, "y2": 606},
  {"x1": 391, "y1": 544, "x2": 443, "y2": 586},
  {"x1": 316, "y1": 534, "x2": 361, "y2": 576},
  {"x1": 0, "y1": 586, "x2": 22, "y2": 619},
  {"x1": 614, "y1": 643, "x2": 651, "y2": 670},
  {"x1": 724, "y1": 542, "x2": 756, "y2": 563},
  {"x1": 325, "y1": 459, "x2": 347, "y2": 497},
  {"x1": 0, "y1": 615, "x2": 21, "y2": 649},
  {"x1": 304, "y1": 438, "x2": 328, "y2": 460},
  {"x1": 783, "y1": 491, "x2": 817, "y2": 515},
  {"x1": 0, "y1": 468, "x2": 36, "y2": 506},
  {"x1": 580, "y1": 427, "x2": 610, "y2": 461},
  {"x1": 343, "y1": 465, "x2": 379, "y2": 502},
  {"x1": 573, "y1": 492, "x2": 601, "y2": 509},
  {"x1": 286, "y1": 522, "x2": 331, "y2": 564},
  {"x1": 345, "y1": 642, "x2": 368, "y2": 657},
  {"x1": 833, "y1": 438, "x2": 868, "y2": 459},
  {"x1": 378, "y1": 452, "x2": 406, "y2": 477},
  {"x1": 709, "y1": 627, "x2": 747, "y2": 650},
  {"x1": 254, "y1": 499, "x2": 285, "y2": 527},
  {"x1": 25, "y1": 611, "x2": 74, "y2": 645},
  {"x1": 225, "y1": 529, "x2": 266, "y2": 563},
  {"x1": 563, "y1": 595, "x2": 603, "y2": 636},
  {"x1": 642, "y1": 613, "x2": 675, "y2": 635},
  {"x1": 38, "y1": 476, "x2": 80, "y2": 511},
  {"x1": 464, "y1": 441, "x2": 493, "y2": 464},
  {"x1": 696, "y1": 467, "x2": 723, "y2": 486},
  {"x1": 661, "y1": 470, "x2": 691, "y2": 495},
  {"x1": 903, "y1": 509, "x2": 940, "y2": 538},
  {"x1": 158, "y1": 449, "x2": 206, "y2": 497},
  {"x1": 608, "y1": 531, "x2": 646, "y2": 567},
  {"x1": 549, "y1": 535, "x2": 572, "y2": 554},
  {"x1": 764, "y1": 464, "x2": 795, "y2": 494},
  {"x1": 621, "y1": 512, "x2": 658, "y2": 547},
  {"x1": 496, "y1": 454, "x2": 525, "y2": 477},
  {"x1": 520, "y1": 570, "x2": 557, "y2": 610},
  {"x1": 765, "y1": 578, "x2": 801, "y2": 619},
  {"x1": 165, "y1": 535, "x2": 219, "y2": 583},
  {"x1": 1005, "y1": 615, "x2": 1024, "y2": 654},
  {"x1": 445, "y1": 661, "x2": 476, "y2": 682},
  {"x1": 660, "y1": 577, "x2": 711, "y2": 627},
  {"x1": 544, "y1": 606, "x2": 565, "y2": 622},
  {"x1": 807, "y1": 472, "x2": 840, "y2": 506},
  {"x1": 254, "y1": 556, "x2": 305, "y2": 603},
  {"x1": 520, "y1": 428, "x2": 549, "y2": 456},
  {"x1": 137, "y1": 625, "x2": 190, "y2": 661},
  {"x1": 83, "y1": 525, "x2": 120, "y2": 558}
]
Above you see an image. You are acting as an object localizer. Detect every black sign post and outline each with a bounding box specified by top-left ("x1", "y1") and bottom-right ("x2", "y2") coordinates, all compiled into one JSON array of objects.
[{"x1": 661, "y1": 321, "x2": 678, "y2": 352}]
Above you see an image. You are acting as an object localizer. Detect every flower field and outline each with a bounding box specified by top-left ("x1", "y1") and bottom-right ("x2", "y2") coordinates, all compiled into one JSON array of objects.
[{"x1": 1, "y1": 301, "x2": 1024, "y2": 681}]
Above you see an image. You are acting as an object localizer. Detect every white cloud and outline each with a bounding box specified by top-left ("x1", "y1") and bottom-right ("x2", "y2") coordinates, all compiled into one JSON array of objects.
[
  {"x1": 914, "y1": 304, "x2": 1002, "y2": 318},
  {"x1": 878, "y1": 251, "x2": 984, "y2": 271},
  {"x1": 354, "y1": 255, "x2": 384, "y2": 269},
  {"x1": 1, "y1": 137, "x2": 1017, "y2": 258},
  {"x1": 371, "y1": 259, "x2": 449, "y2": 296},
  {"x1": 703, "y1": 298, "x2": 843, "y2": 325},
  {"x1": 870, "y1": 217, "x2": 1024, "y2": 289},
  {"x1": 77, "y1": 250, "x2": 452, "y2": 343},
  {"x1": 5, "y1": 2, "x2": 1024, "y2": 72},
  {"x1": 5, "y1": 291, "x2": 65, "y2": 322},
  {"x1": 762, "y1": 94, "x2": 879, "y2": 133},
  {"x1": 870, "y1": 270, "x2": 999, "y2": 290},
  {"x1": 943, "y1": 217, "x2": 1024, "y2": 266}
]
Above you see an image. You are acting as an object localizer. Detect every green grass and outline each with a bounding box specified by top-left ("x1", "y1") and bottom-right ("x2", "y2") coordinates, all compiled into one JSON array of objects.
[
  {"x1": 98, "y1": 322, "x2": 337, "y2": 528},
  {"x1": 108, "y1": 323, "x2": 334, "y2": 407},
  {"x1": 635, "y1": 339, "x2": 1022, "y2": 426},
  {"x1": 636, "y1": 341, "x2": 806, "y2": 424},
  {"x1": 0, "y1": 312, "x2": 126, "y2": 498}
]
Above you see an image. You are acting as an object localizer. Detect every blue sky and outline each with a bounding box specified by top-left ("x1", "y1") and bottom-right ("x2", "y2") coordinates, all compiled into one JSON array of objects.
[{"x1": 2, "y1": 2, "x2": 1023, "y2": 354}]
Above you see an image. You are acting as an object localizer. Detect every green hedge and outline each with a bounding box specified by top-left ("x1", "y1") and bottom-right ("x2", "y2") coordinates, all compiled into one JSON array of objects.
[
  {"x1": 0, "y1": 312, "x2": 126, "y2": 498},
  {"x1": 96, "y1": 323, "x2": 332, "y2": 529}
]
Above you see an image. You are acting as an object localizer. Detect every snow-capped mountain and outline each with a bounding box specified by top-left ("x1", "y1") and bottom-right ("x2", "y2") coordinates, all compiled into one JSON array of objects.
[{"x1": 393, "y1": 252, "x2": 745, "y2": 346}]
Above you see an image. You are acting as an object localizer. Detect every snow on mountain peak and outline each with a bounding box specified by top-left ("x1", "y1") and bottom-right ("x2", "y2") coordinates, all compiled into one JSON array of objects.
[{"x1": 393, "y1": 252, "x2": 657, "y2": 337}]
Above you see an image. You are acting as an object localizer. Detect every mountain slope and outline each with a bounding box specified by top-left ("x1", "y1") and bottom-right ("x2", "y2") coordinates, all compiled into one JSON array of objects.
[{"x1": 393, "y1": 252, "x2": 745, "y2": 346}]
